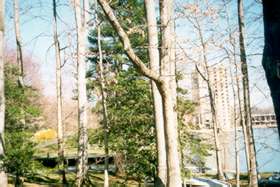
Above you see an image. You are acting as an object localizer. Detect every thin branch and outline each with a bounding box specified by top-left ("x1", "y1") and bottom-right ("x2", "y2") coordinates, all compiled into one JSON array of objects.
[{"x1": 97, "y1": 0, "x2": 160, "y2": 82}]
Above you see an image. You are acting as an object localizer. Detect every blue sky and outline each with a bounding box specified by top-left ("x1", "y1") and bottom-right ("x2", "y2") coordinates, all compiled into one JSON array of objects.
[
  {"x1": 175, "y1": 0, "x2": 272, "y2": 109},
  {"x1": 5, "y1": 0, "x2": 76, "y2": 99},
  {"x1": 4, "y1": 0, "x2": 273, "y2": 108}
]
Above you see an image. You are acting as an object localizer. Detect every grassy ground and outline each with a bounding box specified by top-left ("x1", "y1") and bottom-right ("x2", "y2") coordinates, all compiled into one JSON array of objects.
[
  {"x1": 15, "y1": 135, "x2": 275, "y2": 186},
  {"x1": 8, "y1": 168, "x2": 147, "y2": 187},
  {"x1": 9, "y1": 171, "x2": 274, "y2": 187}
]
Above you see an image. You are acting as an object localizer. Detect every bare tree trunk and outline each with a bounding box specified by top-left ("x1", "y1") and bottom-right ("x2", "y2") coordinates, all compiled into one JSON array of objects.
[
  {"x1": 262, "y1": 1, "x2": 280, "y2": 139},
  {"x1": 52, "y1": 0, "x2": 66, "y2": 184},
  {"x1": 13, "y1": 0, "x2": 24, "y2": 87},
  {"x1": 233, "y1": 51, "x2": 251, "y2": 174},
  {"x1": 223, "y1": 0, "x2": 251, "y2": 171},
  {"x1": 13, "y1": 0, "x2": 27, "y2": 130},
  {"x1": 95, "y1": 6, "x2": 109, "y2": 187},
  {"x1": 237, "y1": 0, "x2": 258, "y2": 186},
  {"x1": 97, "y1": 27, "x2": 109, "y2": 187},
  {"x1": 229, "y1": 61, "x2": 240, "y2": 187},
  {"x1": 159, "y1": 1, "x2": 181, "y2": 186},
  {"x1": 195, "y1": 18, "x2": 225, "y2": 180},
  {"x1": 207, "y1": 81, "x2": 225, "y2": 180},
  {"x1": 96, "y1": 0, "x2": 182, "y2": 186},
  {"x1": 97, "y1": 0, "x2": 159, "y2": 81},
  {"x1": 144, "y1": 0, "x2": 167, "y2": 186},
  {"x1": 158, "y1": 82, "x2": 181, "y2": 187},
  {"x1": 74, "y1": 0, "x2": 89, "y2": 186},
  {"x1": 232, "y1": 45, "x2": 251, "y2": 174},
  {"x1": 234, "y1": 113, "x2": 240, "y2": 187},
  {"x1": 0, "y1": 0, "x2": 7, "y2": 186}
]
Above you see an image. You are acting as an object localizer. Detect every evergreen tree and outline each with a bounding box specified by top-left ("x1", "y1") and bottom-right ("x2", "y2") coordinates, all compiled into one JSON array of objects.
[
  {"x1": 2, "y1": 63, "x2": 40, "y2": 186},
  {"x1": 88, "y1": 1, "x2": 210, "y2": 183}
]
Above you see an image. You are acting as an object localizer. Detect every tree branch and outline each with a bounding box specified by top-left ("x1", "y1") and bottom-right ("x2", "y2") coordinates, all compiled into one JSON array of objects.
[
  {"x1": 97, "y1": 0, "x2": 160, "y2": 82},
  {"x1": 195, "y1": 64, "x2": 208, "y2": 82}
]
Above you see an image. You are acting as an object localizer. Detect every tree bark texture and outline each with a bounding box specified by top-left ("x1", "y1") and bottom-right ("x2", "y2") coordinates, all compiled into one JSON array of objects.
[
  {"x1": 144, "y1": 0, "x2": 167, "y2": 186},
  {"x1": 207, "y1": 80, "x2": 225, "y2": 180},
  {"x1": 223, "y1": 0, "x2": 251, "y2": 171},
  {"x1": 237, "y1": 0, "x2": 258, "y2": 186},
  {"x1": 13, "y1": 0, "x2": 24, "y2": 87},
  {"x1": 159, "y1": 1, "x2": 182, "y2": 186},
  {"x1": 262, "y1": 0, "x2": 280, "y2": 139},
  {"x1": 52, "y1": 0, "x2": 67, "y2": 184},
  {"x1": 234, "y1": 52, "x2": 251, "y2": 174},
  {"x1": 0, "y1": 0, "x2": 7, "y2": 186},
  {"x1": 229, "y1": 63, "x2": 240, "y2": 187},
  {"x1": 195, "y1": 18, "x2": 225, "y2": 180},
  {"x1": 96, "y1": 7, "x2": 109, "y2": 186},
  {"x1": 74, "y1": 0, "x2": 89, "y2": 185},
  {"x1": 226, "y1": 19, "x2": 250, "y2": 178},
  {"x1": 97, "y1": 0, "x2": 182, "y2": 186},
  {"x1": 158, "y1": 82, "x2": 181, "y2": 187}
]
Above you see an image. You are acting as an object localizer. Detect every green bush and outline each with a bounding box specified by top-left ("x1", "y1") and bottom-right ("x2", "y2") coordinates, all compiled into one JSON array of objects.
[{"x1": 2, "y1": 132, "x2": 37, "y2": 186}]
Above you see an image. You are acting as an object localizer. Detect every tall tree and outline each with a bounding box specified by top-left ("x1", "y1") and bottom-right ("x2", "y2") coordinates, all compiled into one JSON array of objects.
[
  {"x1": 52, "y1": 0, "x2": 66, "y2": 184},
  {"x1": 13, "y1": 0, "x2": 24, "y2": 87},
  {"x1": 74, "y1": 0, "x2": 89, "y2": 185},
  {"x1": 97, "y1": 27, "x2": 109, "y2": 187},
  {"x1": 230, "y1": 37, "x2": 251, "y2": 182},
  {"x1": 237, "y1": 0, "x2": 258, "y2": 186},
  {"x1": 262, "y1": 0, "x2": 280, "y2": 139},
  {"x1": 222, "y1": 0, "x2": 251, "y2": 172},
  {"x1": 0, "y1": 0, "x2": 7, "y2": 186},
  {"x1": 88, "y1": 0, "x2": 159, "y2": 182},
  {"x1": 144, "y1": 0, "x2": 167, "y2": 186},
  {"x1": 222, "y1": 0, "x2": 250, "y2": 179},
  {"x1": 179, "y1": 2, "x2": 229, "y2": 179},
  {"x1": 194, "y1": 65, "x2": 225, "y2": 180},
  {"x1": 229, "y1": 60, "x2": 240, "y2": 187},
  {"x1": 195, "y1": 29, "x2": 225, "y2": 181},
  {"x1": 181, "y1": 2, "x2": 225, "y2": 179},
  {"x1": 95, "y1": 3, "x2": 109, "y2": 186},
  {"x1": 99, "y1": 69, "x2": 157, "y2": 181},
  {"x1": 234, "y1": 57, "x2": 251, "y2": 174},
  {"x1": 97, "y1": 0, "x2": 182, "y2": 186},
  {"x1": 159, "y1": 1, "x2": 181, "y2": 184}
]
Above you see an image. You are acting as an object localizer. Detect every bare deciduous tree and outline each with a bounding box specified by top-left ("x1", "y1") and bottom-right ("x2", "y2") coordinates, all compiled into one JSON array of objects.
[
  {"x1": 95, "y1": 3, "x2": 109, "y2": 186},
  {"x1": 159, "y1": 1, "x2": 181, "y2": 185},
  {"x1": 237, "y1": 0, "x2": 258, "y2": 186},
  {"x1": 52, "y1": 0, "x2": 66, "y2": 184},
  {"x1": 145, "y1": 0, "x2": 167, "y2": 186},
  {"x1": 181, "y1": 2, "x2": 225, "y2": 179},
  {"x1": 97, "y1": 0, "x2": 182, "y2": 186},
  {"x1": 222, "y1": 1, "x2": 249, "y2": 182},
  {"x1": 73, "y1": 0, "x2": 90, "y2": 185},
  {"x1": 13, "y1": 0, "x2": 24, "y2": 87},
  {"x1": 195, "y1": 63, "x2": 225, "y2": 180},
  {"x1": 0, "y1": 0, "x2": 7, "y2": 186},
  {"x1": 228, "y1": 56, "x2": 240, "y2": 187}
]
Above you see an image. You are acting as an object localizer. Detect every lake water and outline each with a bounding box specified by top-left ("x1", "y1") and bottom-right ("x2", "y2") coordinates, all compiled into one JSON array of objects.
[
  {"x1": 205, "y1": 128, "x2": 280, "y2": 173},
  {"x1": 241, "y1": 128, "x2": 280, "y2": 172}
]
